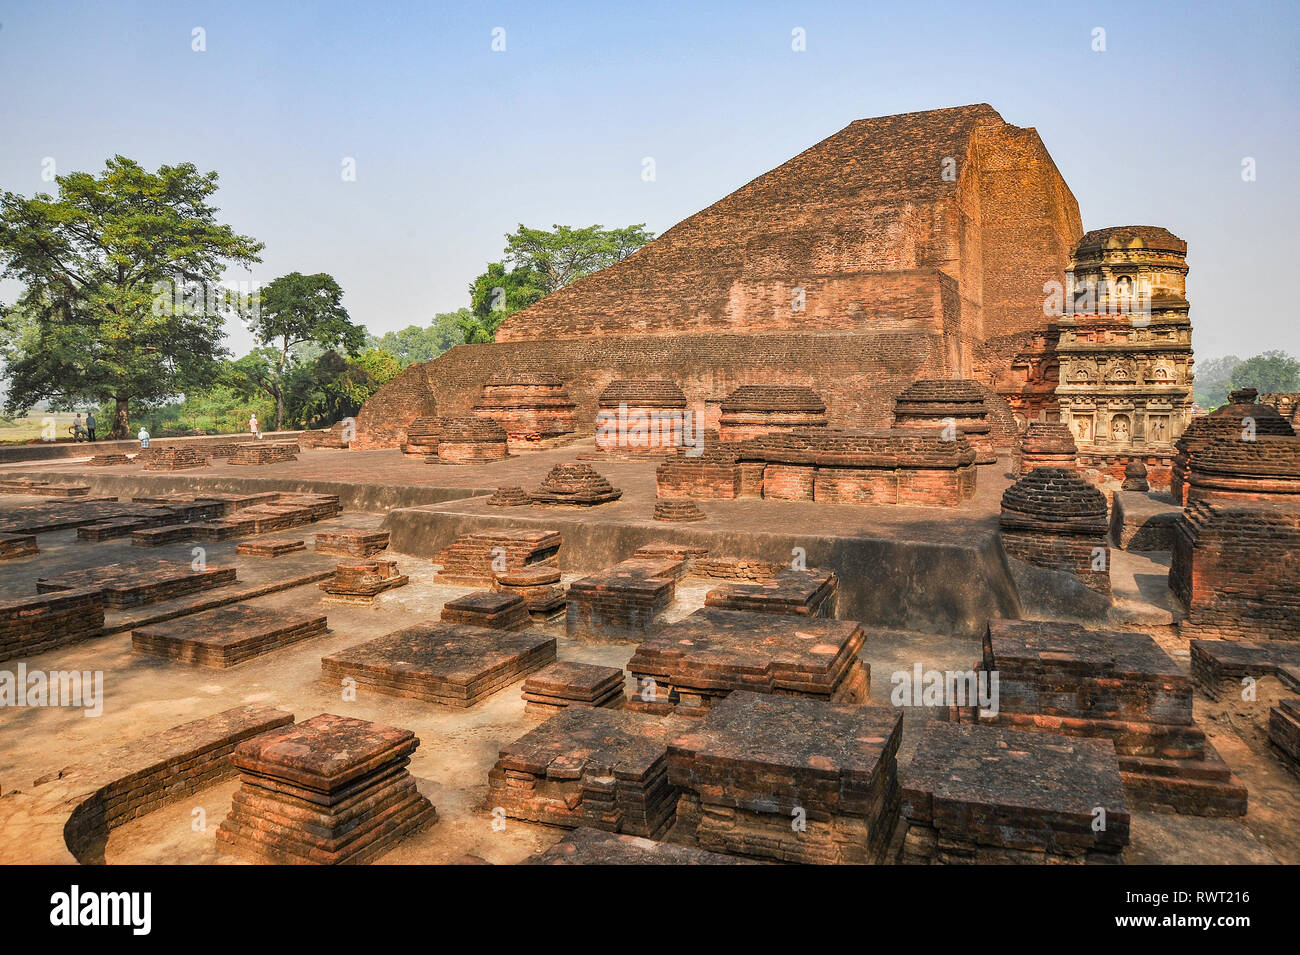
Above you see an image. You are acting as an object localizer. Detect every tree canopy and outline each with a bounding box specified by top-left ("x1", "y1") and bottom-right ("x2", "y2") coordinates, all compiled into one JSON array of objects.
[
  {"x1": 372, "y1": 310, "x2": 468, "y2": 365},
  {"x1": 1230, "y1": 350, "x2": 1300, "y2": 397}
]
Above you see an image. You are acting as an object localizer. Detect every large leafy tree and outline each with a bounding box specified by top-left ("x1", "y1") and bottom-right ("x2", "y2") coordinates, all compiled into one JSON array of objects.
[
  {"x1": 372, "y1": 310, "x2": 467, "y2": 365},
  {"x1": 1231, "y1": 350, "x2": 1300, "y2": 396},
  {"x1": 0, "y1": 157, "x2": 263, "y2": 436},
  {"x1": 237, "y1": 271, "x2": 364, "y2": 430}
]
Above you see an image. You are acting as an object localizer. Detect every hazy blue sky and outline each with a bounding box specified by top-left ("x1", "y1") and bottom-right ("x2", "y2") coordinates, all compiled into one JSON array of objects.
[{"x1": 1, "y1": 0, "x2": 1296, "y2": 362}]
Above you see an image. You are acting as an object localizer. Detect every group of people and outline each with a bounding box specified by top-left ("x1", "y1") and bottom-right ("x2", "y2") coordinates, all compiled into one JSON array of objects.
[{"x1": 70, "y1": 411, "x2": 264, "y2": 448}]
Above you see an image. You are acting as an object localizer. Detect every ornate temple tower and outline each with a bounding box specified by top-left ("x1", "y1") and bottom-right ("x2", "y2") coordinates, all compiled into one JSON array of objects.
[{"x1": 1052, "y1": 226, "x2": 1195, "y2": 488}]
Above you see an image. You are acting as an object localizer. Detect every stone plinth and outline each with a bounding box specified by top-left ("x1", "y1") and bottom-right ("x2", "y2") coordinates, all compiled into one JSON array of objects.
[
  {"x1": 492, "y1": 566, "x2": 566, "y2": 620},
  {"x1": 718, "y1": 385, "x2": 827, "y2": 442},
  {"x1": 36, "y1": 559, "x2": 235, "y2": 608},
  {"x1": 0, "y1": 588, "x2": 104, "y2": 663},
  {"x1": 1171, "y1": 389, "x2": 1295, "y2": 504},
  {"x1": 321, "y1": 622, "x2": 556, "y2": 706},
  {"x1": 436, "y1": 416, "x2": 509, "y2": 464},
  {"x1": 1015, "y1": 422, "x2": 1077, "y2": 475},
  {"x1": 626, "y1": 608, "x2": 868, "y2": 717},
  {"x1": 525, "y1": 827, "x2": 750, "y2": 865},
  {"x1": 900, "y1": 722, "x2": 1129, "y2": 864},
  {"x1": 1109, "y1": 490, "x2": 1180, "y2": 551},
  {"x1": 892, "y1": 378, "x2": 997, "y2": 463},
  {"x1": 217, "y1": 714, "x2": 438, "y2": 865},
  {"x1": 0, "y1": 533, "x2": 39, "y2": 560},
  {"x1": 319, "y1": 560, "x2": 408, "y2": 604},
  {"x1": 132, "y1": 605, "x2": 328, "y2": 668},
  {"x1": 521, "y1": 661, "x2": 626, "y2": 716},
  {"x1": 668, "y1": 692, "x2": 901, "y2": 864},
  {"x1": 977, "y1": 619, "x2": 1247, "y2": 816},
  {"x1": 703, "y1": 569, "x2": 837, "y2": 618},
  {"x1": 530, "y1": 462, "x2": 622, "y2": 506},
  {"x1": 566, "y1": 559, "x2": 677, "y2": 641},
  {"x1": 228, "y1": 442, "x2": 299, "y2": 466},
  {"x1": 1190, "y1": 640, "x2": 1300, "y2": 699},
  {"x1": 486, "y1": 486, "x2": 531, "y2": 507},
  {"x1": 313, "y1": 529, "x2": 389, "y2": 558},
  {"x1": 472, "y1": 373, "x2": 576, "y2": 448},
  {"x1": 401, "y1": 416, "x2": 441, "y2": 458},
  {"x1": 653, "y1": 499, "x2": 706, "y2": 523},
  {"x1": 1185, "y1": 435, "x2": 1300, "y2": 505},
  {"x1": 488, "y1": 707, "x2": 685, "y2": 837},
  {"x1": 440, "y1": 591, "x2": 532, "y2": 630},
  {"x1": 1000, "y1": 467, "x2": 1111, "y2": 595},
  {"x1": 1171, "y1": 500, "x2": 1300, "y2": 641},
  {"x1": 594, "y1": 379, "x2": 688, "y2": 454},
  {"x1": 433, "y1": 529, "x2": 561, "y2": 584}
]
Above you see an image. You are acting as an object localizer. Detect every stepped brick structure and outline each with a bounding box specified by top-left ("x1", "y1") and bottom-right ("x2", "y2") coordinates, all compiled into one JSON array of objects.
[
  {"x1": 142, "y1": 447, "x2": 210, "y2": 470},
  {"x1": 37, "y1": 558, "x2": 235, "y2": 608},
  {"x1": 668, "y1": 692, "x2": 902, "y2": 864},
  {"x1": 236, "y1": 537, "x2": 306, "y2": 557},
  {"x1": 472, "y1": 373, "x2": 577, "y2": 448},
  {"x1": 88, "y1": 453, "x2": 133, "y2": 466},
  {"x1": 892, "y1": 378, "x2": 997, "y2": 462},
  {"x1": 314, "y1": 528, "x2": 389, "y2": 557},
  {"x1": 1171, "y1": 500, "x2": 1300, "y2": 641},
  {"x1": 594, "y1": 379, "x2": 688, "y2": 454},
  {"x1": 132, "y1": 605, "x2": 328, "y2": 667},
  {"x1": 1015, "y1": 421, "x2": 1077, "y2": 475},
  {"x1": 526, "y1": 827, "x2": 750, "y2": 865},
  {"x1": 1190, "y1": 639, "x2": 1300, "y2": 699},
  {"x1": 485, "y1": 486, "x2": 530, "y2": 506},
  {"x1": 436, "y1": 416, "x2": 508, "y2": 464},
  {"x1": 718, "y1": 385, "x2": 828, "y2": 442},
  {"x1": 1261, "y1": 393, "x2": 1300, "y2": 429},
  {"x1": 354, "y1": 105, "x2": 1082, "y2": 447},
  {"x1": 0, "y1": 588, "x2": 104, "y2": 663},
  {"x1": 321, "y1": 622, "x2": 556, "y2": 706},
  {"x1": 0, "y1": 479, "x2": 89, "y2": 496},
  {"x1": 400, "y1": 416, "x2": 441, "y2": 458},
  {"x1": 634, "y1": 542, "x2": 710, "y2": 574},
  {"x1": 626, "y1": 608, "x2": 869, "y2": 717},
  {"x1": 319, "y1": 559, "x2": 408, "y2": 604},
  {"x1": 655, "y1": 441, "x2": 742, "y2": 500},
  {"x1": 228, "y1": 442, "x2": 299, "y2": 466},
  {"x1": 530, "y1": 462, "x2": 622, "y2": 506},
  {"x1": 900, "y1": 722, "x2": 1129, "y2": 864},
  {"x1": 566, "y1": 558, "x2": 678, "y2": 641},
  {"x1": 433, "y1": 529, "x2": 561, "y2": 584},
  {"x1": 1172, "y1": 391, "x2": 1295, "y2": 503},
  {"x1": 1053, "y1": 227, "x2": 1195, "y2": 491},
  {"x1": 975, "y1": 619, "x2": 1247, "y2": 816},
  {"x1": 217, "y1": 714, "x2": 438, "y2": 864},
  {"x1": 487, "y1": 707, "x2": 685, "y2": 838},
  {"x1": 0, "y1": 533, "x2": 38, "y2": 560},
  {"x1": 492, "y1": 565, "x2": 566, "y2": 620},
  {"x1": 1000, "y1": 467, "x2": 1111, "y2": 595},
  {"x1": 703, "y1": 568, "x2": 838, "y2": 617},
  {"x1": 1270, "y1": 699, "x2": 1300, "y2": 776},
  {"x1": 521, "y1": 662, "x2": 626, "y2": 716},
  {"x1": 653, "y1": 499, "x2": 706, "y2": 523},
  {"x1": 1184, "y1": 435, "x2": 1300, "y2": 505},
  {"x1": 440, "y1": 591, "x2": 532, "y2": 630}
]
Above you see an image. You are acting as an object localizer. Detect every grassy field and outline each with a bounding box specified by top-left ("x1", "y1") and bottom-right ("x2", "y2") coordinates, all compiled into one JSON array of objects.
[{"x1": 0, "y1": 413, "x2": 93, "y2": 445}]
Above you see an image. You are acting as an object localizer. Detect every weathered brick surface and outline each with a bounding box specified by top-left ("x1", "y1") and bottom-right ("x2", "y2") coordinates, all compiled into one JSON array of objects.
[
  {"x1": 0, "y1": 480, "x2": 90, "y2": 496},
  {"x1": 1190, "y1": 639, "x2": 1300, "y2": 699},
  {"x1": 594, "y1": 379, "x2": 687, "y2": 454},
  {"x1": 141, "y1": 447, "x2": 211, "y2": 470},
  {"x1": 718, "y1": 385, "x2": 828, "y2": 442},
  {"x1": 435, "y1": 416, "x2": 508, "y2": 464},
  {"x1": 653, "y1": 499, "x2": 706, "y2": 523},
  {"x1": 228, "y1": 442, "x2": 300, "y2": 466},
  {"x1": 530, "y1": 462, "x2": 622, "y2": 506},
  {"x1": 703, "y1": 569, "x2": 838, "y2": 618},
  {"x1": 525, "y1": 827, "x2": 750, "y2": 864},
  {"x1": 1171, "y1": 389, "x2": 1295, "y2": 504},
  {"x1": 236, "y1": 537, "x2": 306, "y2": 557},
  {"x1": 566, "y1": 558, "x2": 677, "y2": 641},
  {"x1": 1269, "y1": 698, "x2": 1300, "y2": 776},
  {"x1": 133, "y1": 605, "x2": 328, "y2": 667},
  {"x1": 433, "y1": 529, "x2": 561, "y2": 584},
  {"x1": 313, "y1": 528, "x2": 390, "y2": 558},
  {"x1": 440, "y1": 590, "x2": 532, "y2": 630},
  {"x1": 88, "y1": 453, "x2": 133, "y2": 466},
  {"x1": 472, "y1": 373, "x2": 576, "y2": 448},
  {"x1": 36, "y1": 559, "x2": 236, "y2": 608},
  {"x1": 893, "y1": 378, "x2": 997, "y2": 461},
  {"x1": 1185, "y1": 434, "x2": 1300, "y2": 505},
  {"x1": 400, "y1": 416, "x2": 440, "y2": 458},
  {"x1": 485, "y1": 486, "x2": 531, "y2": 506},
  {"x1": 492, "y1": 565, "x2": 566, "y2": 618},
  {"x1": 521, "y1": 661, "x2": 626, "y2": 716},
  {"x1": 319, "y1": 559, "x2": 408, "y2": 603},
  {"x1": 0, "y1": 533, "x2": 39, "y2": 560},
  {"x1": 0, "y1": 587, "x2": 104, "y2": 662},
  {"x1": 1000, "y1": 466, "x2": 1111, "y2": 595}
]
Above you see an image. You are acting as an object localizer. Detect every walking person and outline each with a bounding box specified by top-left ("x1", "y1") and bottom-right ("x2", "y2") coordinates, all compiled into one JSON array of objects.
[
  {"x1": 249, "y1": 412, "x2": 261, "y2": 439},
  {"x1": 85, "y1": 410, "x2": 97, "y2": 442},
  {"x1": 72, "y1": 413, "x2": 85, "y2": 441}
]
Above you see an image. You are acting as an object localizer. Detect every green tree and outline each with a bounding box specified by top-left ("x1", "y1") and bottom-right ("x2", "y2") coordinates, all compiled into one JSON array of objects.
[
  {"x1": 0, "y1": 157, "x2": 262, "y2": 436},
  {"x1": 1230, "y1": 350, "x2": 1300, "y2": 396},
  {"x1": 464, "y1": 263, "x2": 546, "y2": 342},
  {"x1": 283, "y1": 348, "x2": 401, "y2": 429},
  {"x1": 373, "y1": 311, "x2": 467, "y2": 365},
  {"x1": 237, "y1": 271, "x2": 364, "y2": 430}
]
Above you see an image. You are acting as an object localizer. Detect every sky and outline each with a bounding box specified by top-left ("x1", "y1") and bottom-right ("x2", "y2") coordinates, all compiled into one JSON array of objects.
[{"x1": 0, "y1": 0, "x2": 1297, "y2": 363}]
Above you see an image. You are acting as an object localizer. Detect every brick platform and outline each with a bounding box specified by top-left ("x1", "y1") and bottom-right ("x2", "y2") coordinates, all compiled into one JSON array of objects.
[
  {"x1": 0, "y1": 533, "x2": 38, "y2": 560},
  {"x1": 492, "y1": 565, "x2": 566, "y2": 620},
  {"x1": 433, "y1": 529, "x2": 561, "y2": 584},
  {"x1": 525, "y1": 827, "x2": 750, "y2": 865},
  {"x1": 436, "y1": 416, "x2": 509, "y2": 464},
  {"x1": 718, "y1": 385, "x2": 828, "y2": 442},
  {"x1": 1110, "y1": 490, "x2": 1180, "y2": 551},
  {"x1": 1171, "y1": 388, "x2": 1295, "y2": 504},
  {"x1": 655, "y1": 442, "x2": 742, "y2": 499},
  {"x1": 892, "y1": 378, "x2": 997, "y2": 463},
  {"x1": 626, "y1": 608, "x2": 868, "y2": 716},
  {"x1": 0, "y1": 588, "x2": 104, "y2": 663},
  {"x1": 472, "y1": 373, "x2": 576, "y2": 448},
  {"x1": 132, "y1": 605, "x2": 328, "y2": 667},
  {"x1": 633, "y1": 543, "x2": 710, "y2": 575},
  {"x1": 228, "y1": 441, "x2": 300, "y2": 466},
  {"x1": 321, "y1": 622, "x2": 556, "y2": 706},
  {"x1": 0, "y1": 480, "x2": 90, "y2": 496},
  {"x1": 1015, "y1": 421, "x2": 1077, "y2": 475},
  {"x1": 236, "y1": 537, "x2": 307, "y2": 557},
  {"x1": 1189, "y1": 640, "x2": 1300, "y2": 699},
  {"x1": 668, "y1": 692, "x2": 901, "y2": 864},
  {"x1": 400, "y1": 416, "x2": 441, "y2": 458},
  {"x1": 1000, "y1": 466, "x2": 1111, "y2": 595},
  {"x1": 653, "y1": 499, "x2": 706, "y2": 523},
  {"x1": 900, "y1": 721, "x2": 1129, "y2": 864},
  {"x1": 486, "y1": 486, "x2": 531, "y2": 506},
  {"x1": 319, "y1": 559, "x2": 408, "y2": 604},
  {"x1": 566, "y1": 558, "x2": 677, "y2": 641},
  {"x1": 141, "y1": 447, "x2": 211, "y2": 470},
  {"x1": 521, "y1": 661, "x2": 626, "y2": 716},
  {"x1": 594, "y1": 379, "x2": 688, "y2": 454},
  {"x1": 1170, "y1": 500, "x2": 1300, "y2": 641},
  {"x1": 440, "y1": 590, "x2": 532, "y2": 630},
  {"x1": 36, "y1": 558, "x2": 236, "y2": 608},
  {"x1": 88, "y1": 453, "x2": 133, "y2": 466},
  {"x1": 703, "y1": 568, "x2": 838, "y2": 617},
  {"x1": 1184, "y1": 434, "x2": 1300, "y2": 505},
  {"x1": 313, "y1": 528, "x2": 390, "y2": 558},
  {"x1": 976, "y1": 619, "x2": 1247, "y2": 816},
  {"x1": 530, "y1": 462, "x2": 622, "y2": 506},
  {"x1": 487, "y1": 707, "x2": 685, "y2": 837},
  {"x1": 1269, "y1": 699, "x2": 1300, "y2": 777},
  {"x1": 217, "y1": 713, "x2": 438, "y2": 865}
]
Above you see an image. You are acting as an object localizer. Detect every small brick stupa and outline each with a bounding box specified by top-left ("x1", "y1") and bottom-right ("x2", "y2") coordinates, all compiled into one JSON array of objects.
[
  {"x1": 472, "y1": 373, "x2": 576, "y2": 449},
  {"x1": 1121, "y1": 460, "x2": 1149, "y2": 491},
  {"x1": 653, "y1": 499, "x2": 706, "y2": 523},
  {"x1": 717, "y1": 385, "x2": 827, "y2": 442},
  {"x1": 1184, "y1": 435, "x2": 1300, "y2": 505},
  {"x1": 595, "y1": 379, "x2": 688, "y2": 454},
  {"x1": 400, "y1": 416, "x2": 441, "y2": 458},
  {"x1": 1170, "y1": 389, "x2": 1295, "y2": 504},
  {"x1": 1000, "y1": 467, "x2": 1111, "y2": 595},
  {"x1": 436, "y1": 416, "x2": 508, "y2": 464},
  {"x1": 530, "y1": 463, "x2": 622, "y2": 506},
  {"x1": 1014, "y1": 421, "x2": 1077, "y2": 475},
  {"x1": 892, "y1": 378, "x2": 997, "y2": 464}
]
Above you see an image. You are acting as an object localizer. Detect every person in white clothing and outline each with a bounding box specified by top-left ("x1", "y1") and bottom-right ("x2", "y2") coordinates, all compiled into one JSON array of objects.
[
  {"x1": 249, "y1": 413, "x2": 261, "y2": 439},
  {"x1": 137, "y1": 427, "x2": 150, "y2": 449}
]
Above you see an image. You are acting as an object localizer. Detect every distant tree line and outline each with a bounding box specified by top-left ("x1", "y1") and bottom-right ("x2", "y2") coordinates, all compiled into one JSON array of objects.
[{"x1": 1194, "y1": 351, "x2": 1300, "y2": 410}]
